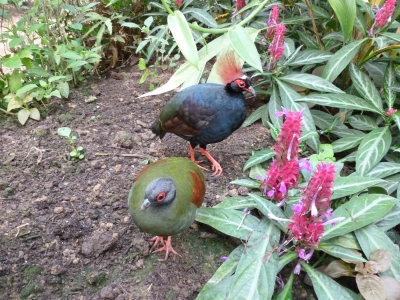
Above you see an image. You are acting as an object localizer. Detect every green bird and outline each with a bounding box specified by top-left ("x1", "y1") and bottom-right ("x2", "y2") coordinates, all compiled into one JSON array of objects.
[{"x1": 128, "y1": 157, "x2": 206, "y2": 260}]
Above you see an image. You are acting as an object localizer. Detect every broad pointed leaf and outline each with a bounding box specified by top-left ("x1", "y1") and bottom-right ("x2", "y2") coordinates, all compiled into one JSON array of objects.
[
  {"x1": 231, "y1": 179, "x2": 260, "y2": 189},
  {"x1": 214, "y1": 196, "x2": 257, "y2": 210},
  {"x1": 228, "y1": 218, "x2": 279, "y2": 300},
  {"x1": 319, "y1": 243, "x2": 366, "y2": 262},
  {"x1": 301, "y1": 262, "x2": 355, "y2": 300},
  {"x1": 366, "y1": 162, "x2": 400, "y2": 179},
  {"x1": 348, "y1": 115, "x2": 378, "y2": 131},
  {"x1": 228, "y1": 26, "x2": 262, "y2": 72},
  {"x1": 332, "y1": 176, "x2": 385, "y2": 199},
  {"x1": 349, "y1": 63, "x2": 383, "y2": 111},
  {"x1": 184, "y1": 8, "x2": 218, "y2": 28},
  {"x1": 383, "y1": 62, "x2": 396, "y2": 109},
  {"x1": 327, "y1": 0, "x2": 356, "y2": 40},
  {"x1": 168, "y1": 11, "x2": 199, "y2": 68},
  {"x1": 29, "y1": 108, "x2": 40, "y2": 121},
  {"x1": 280, "y1": 73, "x2": 344, "y2": 93},
  {"x1": 322, "y1": 39, "x2": 366, "y2": 83},
  {"x1": 332, "y1": 135, "x2": 364, "y2": 153},
  {"x1": 288, "y1": 50, "x2": 332, "y2": 66},
  {"x1": 273, "y1": 272, "x2": 294, "y2": 300},
  {"x1": 277, "y1": 80, "x2": 319, "y2": 151},
  {"x1": 269, "y1": 86, "x2": 283, "y2": 129},
  {"x1": 300, "y1": 93, "x2": 382, "y2": 114},
  {"x1": 356, "y1": 126, "x2": 392, "y2": 176},
  {"x1": 393, "y1": 111, "x2": 400, "y2": 131},
  {"x1": 17, "y1": 108, "x2": 30, "y2": 125},
  {"x1": 375, "y1": 203, "x2": 400, "y2": 231},
  {"x1": 323, "y1": 194, "x2": 397, "y2": 240},
  {"x1": 196, "y1": 207, "x2": 260, "y2": 239},
  {"x1": 243, "y1": 149, "x2": 274, "y2": 171}
]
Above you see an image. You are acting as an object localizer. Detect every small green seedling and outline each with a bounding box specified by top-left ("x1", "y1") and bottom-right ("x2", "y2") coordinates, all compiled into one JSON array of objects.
[
  {"x1": 57, "y1": 127, "x2": 84, "y2": 160},
  {"x1": 309, "y1": 144, "x2": 336, "y2": 163}
]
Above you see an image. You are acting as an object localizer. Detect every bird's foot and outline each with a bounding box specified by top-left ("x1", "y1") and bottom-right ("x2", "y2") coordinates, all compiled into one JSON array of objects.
[
  {"x1": 198, "y1": 148, "x2": 223, "y2": 176},
  {"x1": 192, "y1": 160, "x2": 209, "y2": 172},
  {"x1": 149, "y1": 236, "x2": 181, "y2": 261}
]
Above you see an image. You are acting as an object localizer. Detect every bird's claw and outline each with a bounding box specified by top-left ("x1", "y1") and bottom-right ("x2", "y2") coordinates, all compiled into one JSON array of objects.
[
  {"x1": 211, "y1": 162, "x2": 223, "y2": 177},
  {"x1": 148, "y1": 236, "x2": 181, "y2": 260}
]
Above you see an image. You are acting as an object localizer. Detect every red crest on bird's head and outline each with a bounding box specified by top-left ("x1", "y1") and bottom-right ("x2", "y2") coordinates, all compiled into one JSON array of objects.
[{"x1": 216, "y1": 51, "x2": 245, "y2": 85}]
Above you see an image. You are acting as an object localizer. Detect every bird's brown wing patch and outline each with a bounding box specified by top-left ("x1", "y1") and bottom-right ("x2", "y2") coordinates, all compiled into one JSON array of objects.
[
  {"x1": 189, "y1": 171, "x2": 205, "y2": 208},
  {"x1": 161, "y1": 97, "x2": 217, "y2": 137}
]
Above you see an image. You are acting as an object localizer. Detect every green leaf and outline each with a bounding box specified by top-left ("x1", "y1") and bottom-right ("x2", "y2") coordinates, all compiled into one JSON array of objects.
[
  {"x1": 349, "y1": 63, "x2": 383, "y2": 112},
  {"x1": 242, "y1": 105, "x2": 263, "y2": 127},
  {"x1": 348, "y1": 115, "x2": 378, "y2": 131},
  {"x1": 168, "y1": 11, "x2": 199, "y2": 68},
  {"x1": 196, "y1": 207, "x2": 260, "y2": 239},
  {"x1": 214, "y1": 196, "x2": 257, "y2": 210},
  {"x1": 355, "y1": 224, "x2": 400, "y2": 280},
  {"x1": 300, "y1": 93, "x2": 382, "y2": 114},
  {"x1": 243, "y1": 149, "x2": 274, "y2": 171},
  {"x1": 184, "y1": 8, "x2": 218, "y2": 28},
  {"x1": 230, "y1": 179, "x2": 260, "y2": 189},
  {"x1": 375, "y1": 203, "x2": 400, "y2": 231},
  {"x1": 327, "y1": 233, "x2": 361, "y2": 250},
  {"x1": 280, "y1": 73, "x2": 344, "y2": 93},
  {"x1": 301, "y1": 262, "x2": 355, "y2": 300},
  {"x1": 57, "y1": 82, "x2": 70, "y2": 98},
  {"x1": 67, "y1": 61, "x2": 88, "y2": 69},
  {"x1": 61, "y1": 51, "x2": 83, "y2": 60},
  {"x1": 138, "y1": 58, "x2": 147, "y2": 71},
  {"x1": 327, "y1": 0, "x2": 356, "y2": 39},
  {"x1": 57, "y1": 127, "x2": 71, "y2": 137},
  {"x1": 322, "y1": 194, "x2": 398, "y2": 240},
  {"x1": 380, "y1": 32, "x2": 400, "y2": 42},
  {"x1": 366, "y1": 162, "x2": 400, "y2": 179},
  {"x1": 4, "y1": 55, "x2": 22, "y2": 69},
  {"x1": 121, "y1": 22, "x2": 140, "y2": 28},
  {"x1": 332, "y1": 176, "x2": 385, "y2": 199},
  {"x1": 16, "y1": 84, "x2": 37, "y2": 97},
  {"x1": 269, "y1": 86, "x2": 283, "y2": 129},
  {"x1": 26, "y1": 23, "x2": 45, "y2": 34},
  {"x1": 288, "y1": 50, "x2": 332, "y2": 66},
  {"x1": 383, "y1": 62, "x2": 396, "y2": 109},
  {"x1": 319, "y1": 243, "x2": 366, "y2": 262},
  {"x1": 322, "y1": 39, "x2": 366, "y2": 83},
  {"x1": 228, "y1": 26, "x2": 262, "y2": 72},
  {"x1": 356, "y1": 126, "x2": 392, "y2": 176},
  {"x1": 249, "y1": 193, "x2": 289, "y2": 232},
  {"x1": 18, "y1": 108, "x2": 30, "y2": 125},
  {"x1": 9, "y1": 37, "x2": 24, "y2": 48},
  {"x1": 332, "y1": 135, "x2": 364, "y2": 153},
  {"x1": 29, "y1": 108, "x2": 40, "y2": 121},
  {"x1": 7, "y1": 97, "x2": 21, "y2": 111},
  {"x1": 277, "y1": 80, "x2": 319, "y2": 151},
  {"x1": 273, "y1": 272, "x2": 293, "y2": 300},
  {"x1": 228, "y1": 218, "x2": 279, "y2": 300},
  {"x1": 393, "y1": 111, "x2": 400, "y2": 131},
  {"x1": 199, "y1": 245, "x2": 244, "y2": 296}
]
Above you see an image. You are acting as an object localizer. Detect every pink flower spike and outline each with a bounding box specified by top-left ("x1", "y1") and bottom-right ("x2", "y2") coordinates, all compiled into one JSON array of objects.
[
  {"x1": 294, "y1": 262, "x2": 301, "y2": 275},
  {"x1": 369, "y1": 0, "x2": 396, "y2": 35},
  {"x1": 299, "y1": 158, "x2": 311, "y2": 173},
  {"x1": 385, "y1": 108, "x2": 397, "y2": 116},
  {"x1": 265, "y1": 5, "x2": 280, "y2": 40},
  {"x1": 293, "y1": 201, "x2": 304, "y2": 214},
  {"x1": 175, "y1": 0, "x2": 183, "y2": 7},
  {"x1": 275, "y1": 107, "x2": 288, "y2": 117},
  {"x1": 268, "y1": 23, "x2": 286, "y2": 71}
]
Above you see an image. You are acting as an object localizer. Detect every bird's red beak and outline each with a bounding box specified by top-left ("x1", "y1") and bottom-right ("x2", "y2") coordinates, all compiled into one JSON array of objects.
[{"x1": 246, "y1": 86, "x2": 256, "y2": 96}]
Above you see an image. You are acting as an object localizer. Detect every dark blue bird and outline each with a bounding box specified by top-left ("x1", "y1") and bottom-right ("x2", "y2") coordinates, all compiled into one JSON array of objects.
[{"x1": 151, "y1": 51, "x2": 255, "y2": 176}]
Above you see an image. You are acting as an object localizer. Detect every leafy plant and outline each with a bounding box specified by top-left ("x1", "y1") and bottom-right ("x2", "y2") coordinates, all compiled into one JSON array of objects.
[{"x1": 57, "y1": 127, "x2": 85, "y2": 160}]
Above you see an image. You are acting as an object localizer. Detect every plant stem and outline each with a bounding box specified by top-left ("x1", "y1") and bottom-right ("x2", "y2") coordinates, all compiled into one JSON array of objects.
[
  {"x1": 360, "y1": 44, "x2": 400, "y2": 66},
  {"x1": 303, "y1": 0, "x2": 323, "y2": 50},
  {"x1": 161, "y1": 0, "x2": 272, "y2": 34}
]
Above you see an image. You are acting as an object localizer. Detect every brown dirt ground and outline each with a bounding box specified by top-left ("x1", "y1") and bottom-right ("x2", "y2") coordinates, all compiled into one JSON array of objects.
[{"x1": 0, "y1": 63, "x2": 307, "y2": 299}]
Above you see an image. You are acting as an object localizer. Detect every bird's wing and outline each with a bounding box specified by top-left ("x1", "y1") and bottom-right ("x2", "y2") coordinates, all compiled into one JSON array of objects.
[{"x1": 162, "y1": 96, "x2": 218, "y2": 137}]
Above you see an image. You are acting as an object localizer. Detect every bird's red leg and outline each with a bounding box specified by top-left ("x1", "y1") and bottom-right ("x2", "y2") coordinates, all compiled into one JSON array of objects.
[
  {"x1": 189, "y1": 144, "x2": 208, "y2": 171},
  {"x1": 149, "y1": 236, "x2": 165, "y2": 253},
  {"x1": 152, "y1": 236, "x2": 181, "y2": 261},
  {"x1": 199, "y1": 147, "x2": 223, "y2": 176}
]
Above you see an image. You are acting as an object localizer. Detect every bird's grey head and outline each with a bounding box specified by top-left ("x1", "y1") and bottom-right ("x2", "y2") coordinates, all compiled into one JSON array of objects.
[{"x1": 140, "y1": 178, "x2": 176, "y2": 211}]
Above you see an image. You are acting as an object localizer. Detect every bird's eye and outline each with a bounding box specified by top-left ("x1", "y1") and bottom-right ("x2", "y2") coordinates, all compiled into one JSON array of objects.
[
  {"x1": 156, "y1": 191, "x2": 166, "y2": 202},
  {"x1": 235, "y1": 79, "x2": 246, "y2": 88}
]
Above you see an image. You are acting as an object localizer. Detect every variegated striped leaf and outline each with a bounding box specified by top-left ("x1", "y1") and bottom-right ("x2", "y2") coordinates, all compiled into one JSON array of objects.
[
  {"x1": 366, "y1": 162, "x2": 400, "y2": 179},
  {"x1": 332, "y1": 176, "x2": 385, "y2": 199},
  {"x1": 280, "y1": 73, "x2": 344, "y2": 93},
  {"x1": 332, "y1": 135, "x2": 365, "y2": 153},
  {"x1": 348, "y1": 115, "x2": 378, "y2": 131}
]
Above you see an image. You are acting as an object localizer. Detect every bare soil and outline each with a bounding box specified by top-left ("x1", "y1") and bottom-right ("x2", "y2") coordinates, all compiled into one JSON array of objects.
[{"x1": 0, "y1": 64, "x2": 288, "y2": 299}]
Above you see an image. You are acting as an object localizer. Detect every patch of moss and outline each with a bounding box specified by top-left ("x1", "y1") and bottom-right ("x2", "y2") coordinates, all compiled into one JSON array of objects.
[
  {"x1": 20, "y1": 283, "x2": 40, "y2": 299},
  {"x1": 2, "y1": 187, "x2": 13, "y2": 198},
  {"x1": 23, "y1": 265, "x2": 43, "y2": 278}
]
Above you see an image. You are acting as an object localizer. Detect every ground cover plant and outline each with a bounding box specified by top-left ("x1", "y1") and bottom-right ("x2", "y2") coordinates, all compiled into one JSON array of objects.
[{"x1": 1, "y1": 0, "x2": 400, "y2": 299}]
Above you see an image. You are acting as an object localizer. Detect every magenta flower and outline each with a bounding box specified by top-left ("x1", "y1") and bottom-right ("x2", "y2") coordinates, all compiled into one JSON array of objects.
[
  {"x1": 175, "y1": 0, "x2": 183, "y2": 7},
  {"x1": 260, "y1": 109, "x2": 302, "y2": 204},
  {"x1": 368, "y1": 0, "x2": 396, "y2": 35},
  {"x1": 265, "y1": 5, "x2": 280, "y2": 40},
  {"x1": 232, "y1": 0, "x2": 246, "y2": 16},
  {"x1": 268, "y1": 23, "x2": 286, "y2": 71}
]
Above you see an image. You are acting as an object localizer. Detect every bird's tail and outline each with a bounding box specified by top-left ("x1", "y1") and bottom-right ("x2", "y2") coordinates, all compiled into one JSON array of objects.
[{"x1": 150, "y1": 119, "x2": 166, "y2": 139}]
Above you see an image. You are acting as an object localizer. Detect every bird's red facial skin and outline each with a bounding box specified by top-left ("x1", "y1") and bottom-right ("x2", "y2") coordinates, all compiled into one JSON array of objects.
[
  {"x1": 156, "y1": 191, "x2": 166, "y2": 202},
  {"x1": 234, "y1": 79, "x2": 246, "y2": 89},
  {"x1": 189, "y1": 171, "x2": 206, "y2": 208}
]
